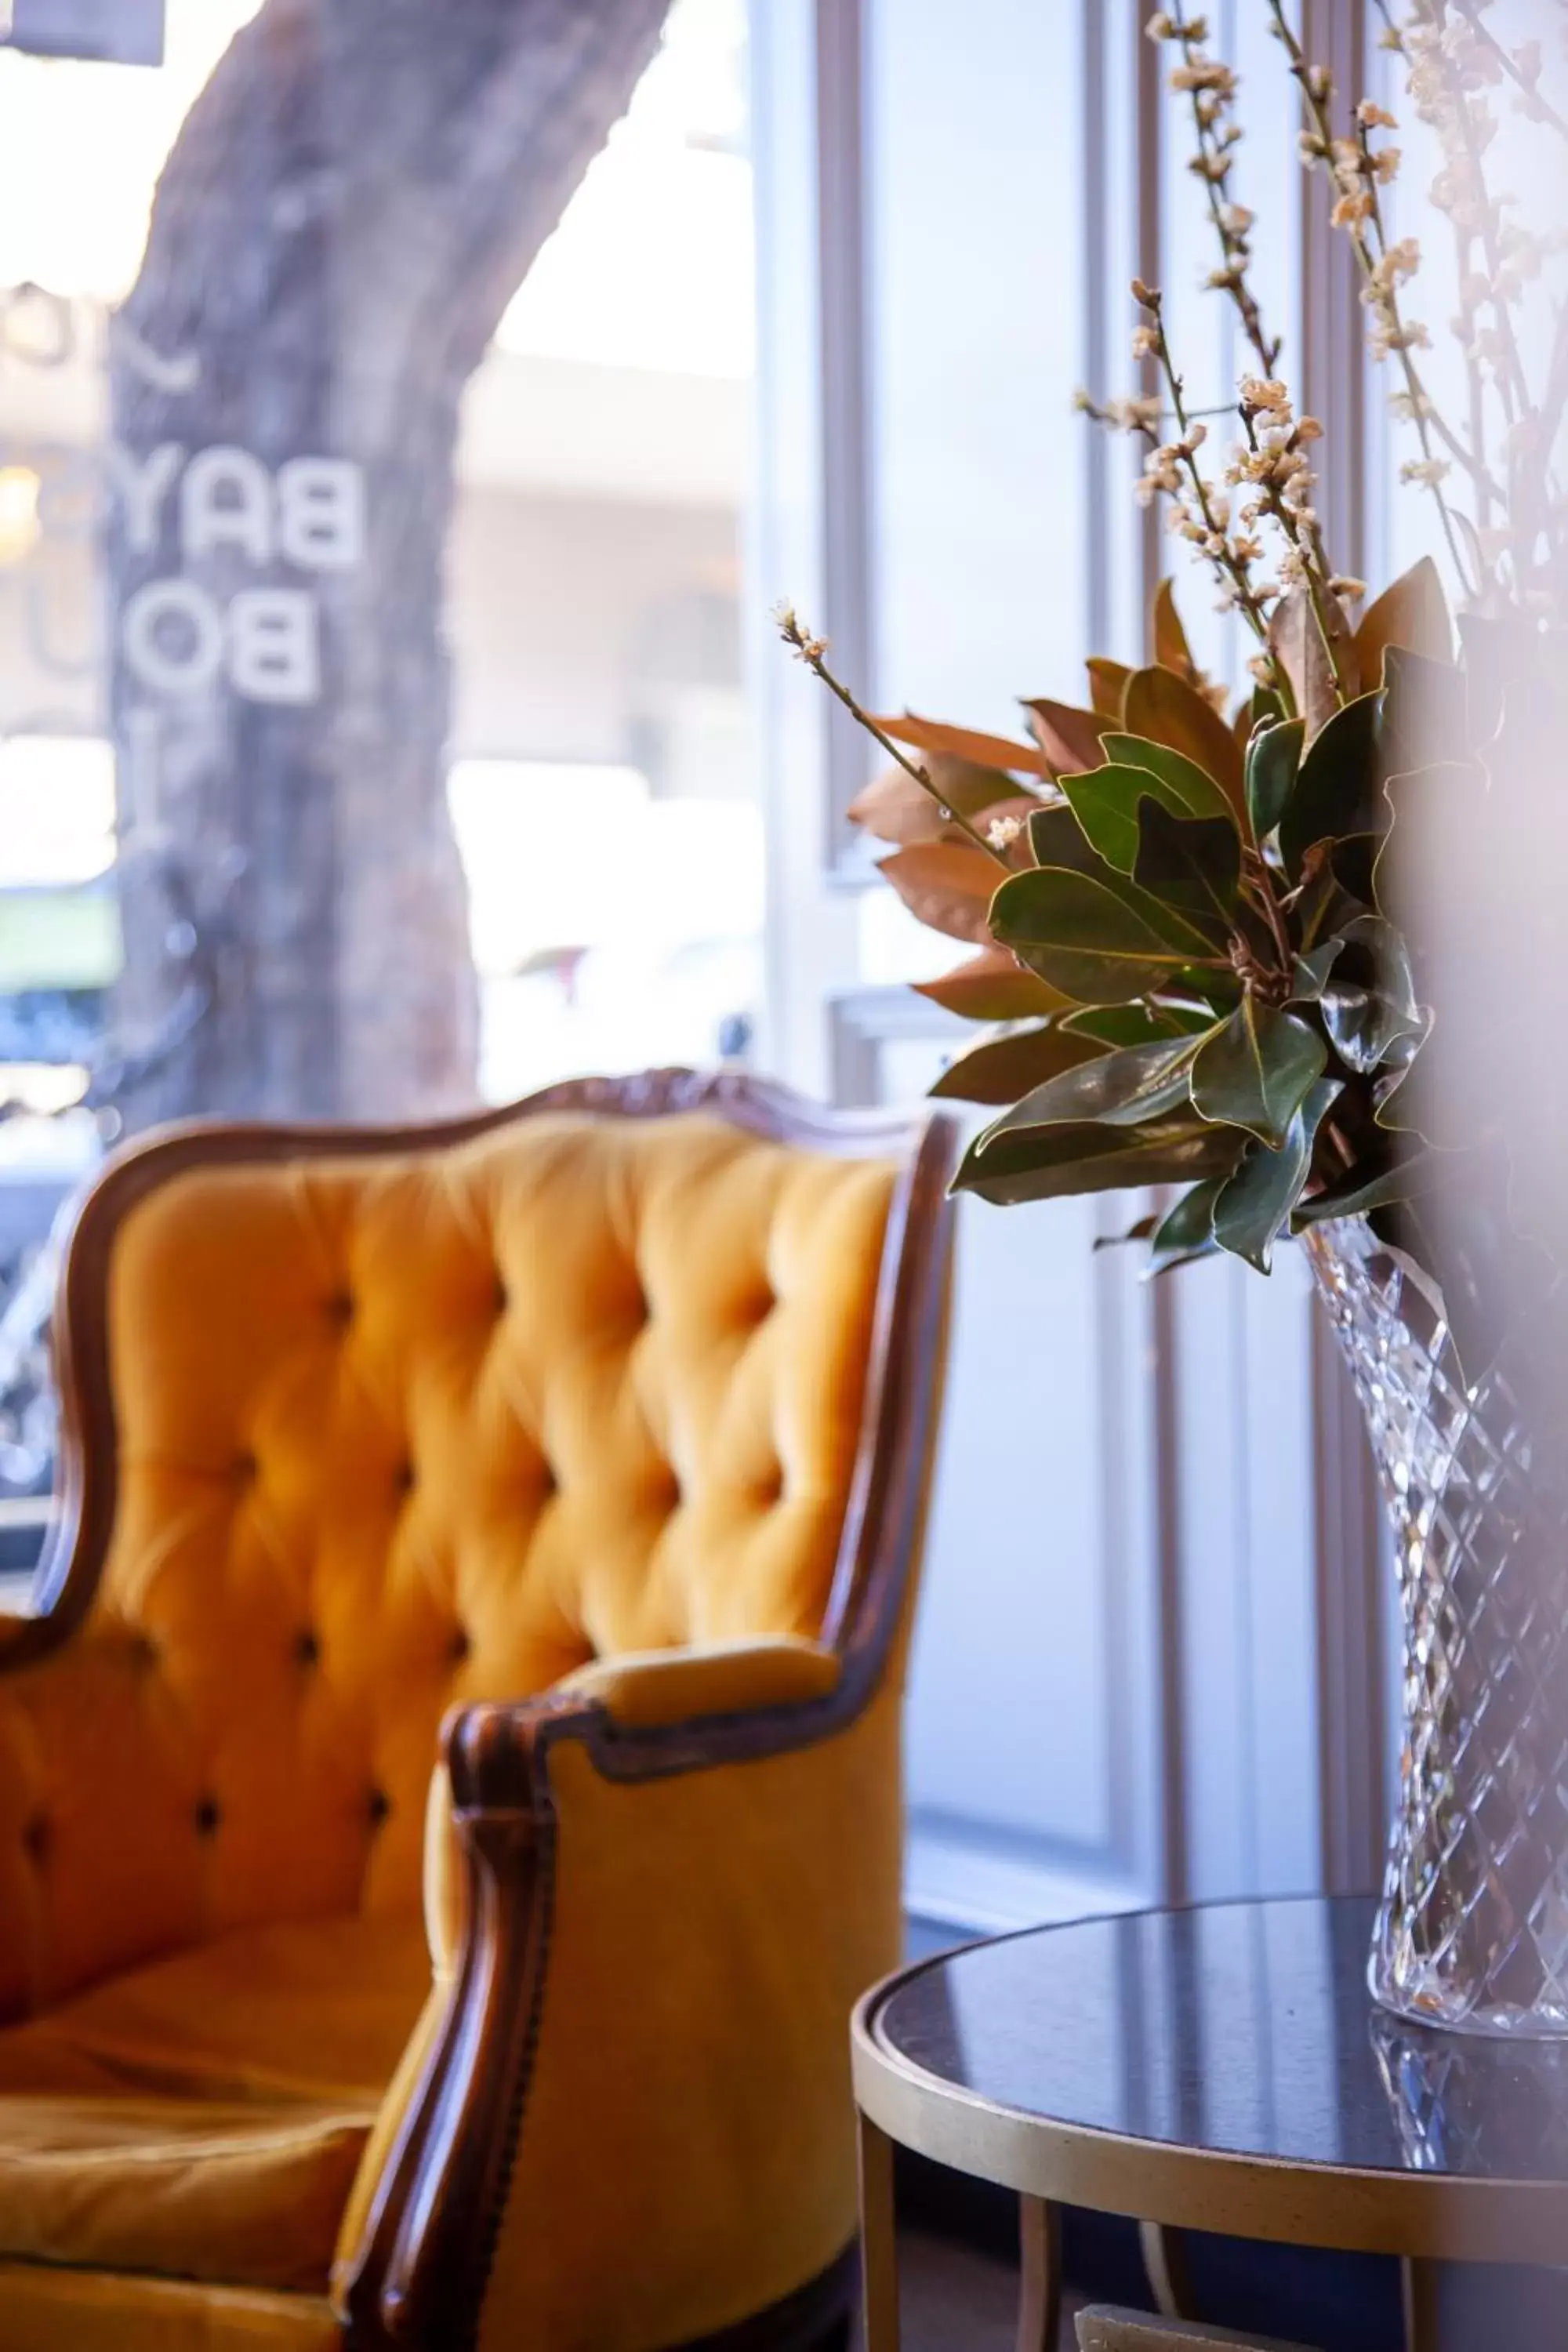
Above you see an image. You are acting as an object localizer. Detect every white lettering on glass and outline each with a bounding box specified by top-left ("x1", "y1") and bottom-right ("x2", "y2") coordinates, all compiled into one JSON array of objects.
[
  {"x1": 227, "y1": 588, "x2": 320, "y2": 704},
  {"x1": 276, "y1": 457, "x2": 363, "y2": 571},
  {"x1": 180, "y1": 445, "x2": 274, "y2": 564},
  {"x1": 121, "y1": 578, "x2": 225, "y2": 695}
]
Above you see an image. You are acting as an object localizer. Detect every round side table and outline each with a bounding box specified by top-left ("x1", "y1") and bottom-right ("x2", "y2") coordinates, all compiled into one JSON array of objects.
[{"x1": 851, "y1": 1895, "x2": 1568, "y2": 2351}]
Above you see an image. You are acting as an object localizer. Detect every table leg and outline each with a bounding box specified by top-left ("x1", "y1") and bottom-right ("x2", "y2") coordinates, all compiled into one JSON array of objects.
[
  {"x1": 857, "y1": 2110, "x2": 900, "y2": 2351},
  {"x1": 1138, "y1": 2220, "x2": 1196, "y2": 2319},
  {"x1": 1017, "y1": 2194, "x2": 1062, "y2": 2351},
  {"x1": 1401, "y1": 2257, "x2": 1441, "y2": 2352}
]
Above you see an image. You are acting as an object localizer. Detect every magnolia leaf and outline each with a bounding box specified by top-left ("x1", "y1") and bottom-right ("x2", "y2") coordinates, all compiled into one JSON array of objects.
[
  {"x1": 1290, "y1": 1146, "x2": 1446, "y2": 1229},
  {"x1": 913, "y1": 945, "x2": 1070, "y2": 1022},
  {"x1": 1094, "y1": 1212, "x2": 1162, "y2": 1251},
  {"x1": 1290, "y1": 935, "x2": 1345, "y2": 1003},
  {"x1": 1191, "y1": 999, "x2": 1328, "y2": 1147},
  {"x1": 1102, "y1": 733, "x2": 1236, "y2": 825},
  {"x1": 1371, "y1": 1010, "x2": 1436, "y2": 1134},
  {"x1": 1131, "y1": 798, "x2": 1242, "y2": 942},
  {"x1": 976, "y1": 1032, "x2": 1209, "y2": 1146},
  {"x1": 1269, "y1": 584, "x2": 1352, "y2": 741},
  {"x1": 1146, "y1": 1174, "x2": 1225, "y2": 1274},
  {"x1": 1245, "y1": 717, "x2": 1305, "y2": 843},
  {"x1": 1211, "y1": 1077, "x2": 1342, "y2": 1272},
  {"x1": 848, "y1": 753, "x2": 1022, "y2": 848},
  {"x1": 930, "y1": 1022, "x2": 1105, "y2": 1106},
  {"x1": 1276, "y1": 689, "x2": 1385, "y2": 880},
  {"x1": 1353, "y1": 554, "x2": 1453, "y2": 690},
  {"x1": 877, "y1": 844, "x2": 997, "y2": 944},
  {"x1": 1086, "y1": 657, "x2": 1132, "y2": 720},
  {"x1": 872, "y1": 710, "x2": 1054, "y2": 778},
  {"x1": 1060, "y1": 1001, "x2": 1213, "y2": 1046},
  {"x1": 1059, "y1": 761, "x2": 1176, "y2": 873},
  {"x1": 1123, "y1": 666, "x2": 1246, "y2": 811},
  {"x1": 1153, "y1": 576, "x2": 1194, "y2": 677},
  {"x1": 951, "y1": 1112, "x2": 1242, "y2": 1208},
  {"x1": 1331, "y1": 832, "x2": 1378, "y2": 909},
  {"x1": 1023, "y1": 697, "x2": 1110, "y2": 776},
  {"x1": 1317, "y1": 913, "x2": 1425, "y2": 1075},
  {"x1": 991, "y1": 863, "x2": 1225, "y2": 1004}
]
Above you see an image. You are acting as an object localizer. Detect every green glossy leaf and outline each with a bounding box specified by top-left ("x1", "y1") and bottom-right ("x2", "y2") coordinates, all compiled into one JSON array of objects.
[
  {"x1": 1191, "y1": 1000, "x2": 1328, "y2": 1147},
  {"x1": 976, "y1": 1032, "x2": 1210, "y2": 1148},
  {"x1": 990, "y1": 864, "x2": 1223, "y2": 1006},
  {"x1": 951, "y1": 1112, "x2": 1243, "y2": 1207},
  {"x1": 1245, "y1": 718, "x2": 1305, "y2": 841},
  {"x1": 1290, "y1": 935, "x2": 1345, "y2": 1003},
  {"x1": 1277, "y1": 689, "x2": 1385, "y2": 880},
  {"x1": 1059, "y1": 1002, "x2": 1214, "y2": 1046},
  {"x1": 1057, "y1": 762, "x2": 1171, "y2": 873},
  {"x1": 1317, "y1": 913, "x2": 1425, "y2": 1075},
  {"x1": 1131, "y1": 798, "x2": 1242, "y2": 942},
  {"x1": 1101, "y1": 734, "x2": 1236, "y2": 825},
  {"x1": 929, "y1": 1022, "x2": 1106, "y2": 1106},
  {"x1": 1290, "y1": 1147, "x2": 1446, "y2": 1229},
  {"x1": 1146, "y1": 1174, "x2": 1225, "y2": 1273},
  {"x1": 1211, "y1": 1077, "x2": 1343, "y2": 1272}
]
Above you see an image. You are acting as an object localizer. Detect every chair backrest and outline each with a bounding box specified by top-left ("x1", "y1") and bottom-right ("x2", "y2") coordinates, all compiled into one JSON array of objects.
[{"x1": 29, "y1": 1071, "x2": 952, "y2": 1944}]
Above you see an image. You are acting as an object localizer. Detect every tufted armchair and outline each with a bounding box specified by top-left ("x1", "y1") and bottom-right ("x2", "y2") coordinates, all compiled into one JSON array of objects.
[{"x1": 0, "y1": 1069, "x2": 955, "y2": 2352}]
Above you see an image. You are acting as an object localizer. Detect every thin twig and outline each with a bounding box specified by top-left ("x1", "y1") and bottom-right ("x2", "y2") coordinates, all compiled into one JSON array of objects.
[{"x1": 773, "y1": 606, "x2": 1011, "y2": 867}]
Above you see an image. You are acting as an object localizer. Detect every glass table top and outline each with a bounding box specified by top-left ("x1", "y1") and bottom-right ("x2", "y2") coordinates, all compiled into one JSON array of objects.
[{"x1": 874, "y1": 1896, "x2": 1568, "y2": 2183}]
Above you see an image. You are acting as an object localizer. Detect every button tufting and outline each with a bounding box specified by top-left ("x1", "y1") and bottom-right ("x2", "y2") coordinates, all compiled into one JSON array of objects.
[
  {"x1": 368, "y1": 1788, "x2": 392, "y2": 1828},
  {"x1": 194, "y1": 1796, "x2": 221, "y2": 1838},
  {"x1": 294, "y1": 1628, "x2": 321, "y2": 1668},
  {"x1": 232, "y1": 1450, "x2": 258, "y2": 1487},
  {"x1": 21, "y1": 1814, "x2": 49, "y2": 1865},
  {"x1": 493, "y1": 1274, "x2": 509, "y2": 1316},
  {"x1": 394, "y1": 1459, "x2": 416, "y2": 1496},
  {"x1": 757, "y1": 1465, "x2": 785, "y2": 1504},
  {"x1": 449, "y1": 1625, "x2": 471, "y2": 1664},
  {"x1": 325, "y1": 1290, "x2": 354, "y2": 1330}
]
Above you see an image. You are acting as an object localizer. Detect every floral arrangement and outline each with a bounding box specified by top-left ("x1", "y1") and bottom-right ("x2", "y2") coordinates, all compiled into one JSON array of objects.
[{"x1": 779, "y1": 0, "x2": 1567, "y2": 1365}]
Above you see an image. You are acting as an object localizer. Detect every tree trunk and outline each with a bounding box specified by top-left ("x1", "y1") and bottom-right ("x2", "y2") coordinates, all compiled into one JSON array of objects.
[{"x1": 107, "y1": 0, "x2": 672, "y2": 1128}]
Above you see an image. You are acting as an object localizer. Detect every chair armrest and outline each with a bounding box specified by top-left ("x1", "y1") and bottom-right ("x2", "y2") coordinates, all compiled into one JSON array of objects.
[
  {"x1": 553, "y1": 1633, "x2": 841, "y2": 1726},
  {"x1": 336, "y1": 1642, "x2": 901, "y2": 2352}
]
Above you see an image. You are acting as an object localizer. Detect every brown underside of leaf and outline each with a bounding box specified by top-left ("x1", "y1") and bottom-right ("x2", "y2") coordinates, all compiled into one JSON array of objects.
[
  {"x1": 913, "y1": 944, "x2": 1071, "y2": 1022},
  {"x1": 848, "y1": 753, "x2": 1024, "y2": 848},
  {"x1": 1152, "y1": 576, "x2": 1193, "y2": 678},
  {"x1": 872, "y1": 710, "x2": 1053, "y2": 777},
  {"x1": 1352, "y1": 555, "x2": 1454, "y2": 692},
  {"x1": 1086, "y1": 658, "x2": 1132, "y2": 721},
  {"x1": 1022, "y1": 697, "x2": 1112, "y2": 777},
  {"x1": 877, "y1": 842, "x2": 998, "y2": 943},
  {"x1": 1121, "y1": 664, "x2": 1245, "y2": 807},
  {"x1": 929, "y1": 1020, "x2": 1105, "y2": 1105},
  {"x1": 1269, "y1": 583, "x2": 1352, "y2": 742}
]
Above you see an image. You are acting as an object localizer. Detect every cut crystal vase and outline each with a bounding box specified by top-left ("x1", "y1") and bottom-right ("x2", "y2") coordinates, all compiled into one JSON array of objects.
[{"x1": 1306, "y1": 1217, "x2": 1568, "y2": 2036}]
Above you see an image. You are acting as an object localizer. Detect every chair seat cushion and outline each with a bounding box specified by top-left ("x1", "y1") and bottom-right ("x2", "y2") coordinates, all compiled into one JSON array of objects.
[{"x1": 0, "y1": 1911, "x2": 430, "y2": 2292}]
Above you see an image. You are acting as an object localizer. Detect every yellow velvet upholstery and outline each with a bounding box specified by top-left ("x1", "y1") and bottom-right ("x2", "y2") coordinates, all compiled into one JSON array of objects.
[
  {"x1": 468, "y1": 1674, "x2": 907, "y2": 2352},
  {"x1": 0, "y1": 1092, "x2": 946, "y2": 2351},
  {"x1": 0, "y1": 1912, "x2": 430, "y2": 2288}
]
